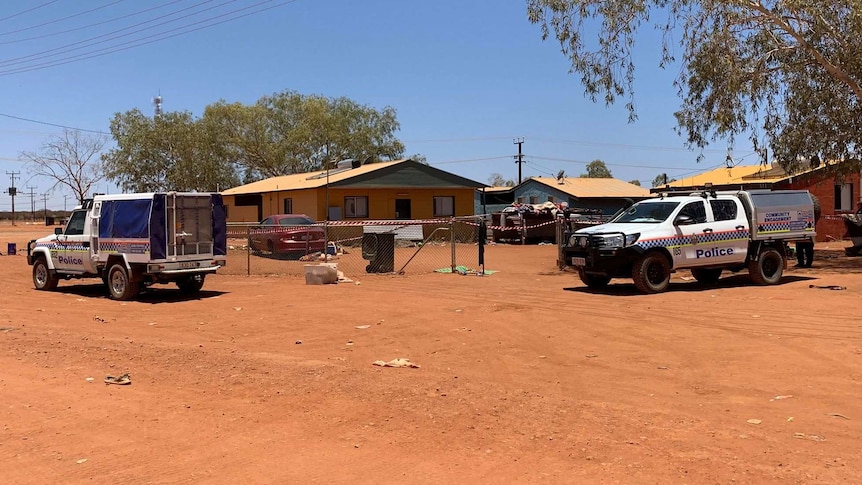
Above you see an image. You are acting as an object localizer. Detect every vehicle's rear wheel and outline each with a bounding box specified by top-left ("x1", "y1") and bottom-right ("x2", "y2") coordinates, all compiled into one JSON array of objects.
[
  {"x1": 690, "y1": 268, "x2": 722, "y2": 284},
  {"x1": 578, "y1": 269, "x2": 611, "y2": 289},
  {"x1": 748, "y1": 248, "x2": 783, "y2": 285},
  {"x1": 107, "y1": 263, "x2": 140, "y2": 301},
  {"x1": 32, "y1": 257, "x2": 58, "y2": 291},
  {"x1": 177, "y1": 274, "x2": 205, "y2": 295},
  {"x1": 632, "y1": 252, "x2": 671, "y2": 293},
  {"x1": 267, "y1": 240, "x2": 276, "y2": 254}
]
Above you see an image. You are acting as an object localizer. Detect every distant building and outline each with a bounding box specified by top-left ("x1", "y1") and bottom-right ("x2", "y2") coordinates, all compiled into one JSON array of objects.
[
  {"x1": 222, "y1": 159, "x2": 485, "y2": 222},
  {"x1": 656, "y1": 163, "x2": 860, "y2": 241},
  {"x1": 513, "y1": 176, "x2": 652, "y2": 216}
]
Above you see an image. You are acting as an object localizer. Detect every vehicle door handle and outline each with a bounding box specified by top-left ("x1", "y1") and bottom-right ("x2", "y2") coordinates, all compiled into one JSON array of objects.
[
  {"x1": 736, "y1": 225, "x2": 746, "y2": 230},
  {"x1": 702, "y1": 228, "x2": 713, "y2": 233}
]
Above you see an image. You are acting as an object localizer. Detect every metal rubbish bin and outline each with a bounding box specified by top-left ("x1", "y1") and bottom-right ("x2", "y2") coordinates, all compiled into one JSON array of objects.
[
  {"x1": 6, "y1": 243, "x2": 16, "y2": 255},
  {"x1": 361, "y1": 233, "x2": 395, "y2": 273}
]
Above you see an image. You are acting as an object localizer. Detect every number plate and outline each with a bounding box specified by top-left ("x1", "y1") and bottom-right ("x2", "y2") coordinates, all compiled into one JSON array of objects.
[
  {"x1": 180, "y1": 261, "x2": 197, "y2": 269},
  {"x1": 571, "y1": 257, "x2": 586, "y2": 266}
]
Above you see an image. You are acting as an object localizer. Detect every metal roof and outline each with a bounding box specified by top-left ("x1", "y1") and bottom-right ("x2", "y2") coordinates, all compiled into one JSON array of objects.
[
  {"x1": 528, "y1": 177, "x2": 652, "y2": 198},
  {"x1": 222, "y1": 159, "x2": 483, "y2": 195}
]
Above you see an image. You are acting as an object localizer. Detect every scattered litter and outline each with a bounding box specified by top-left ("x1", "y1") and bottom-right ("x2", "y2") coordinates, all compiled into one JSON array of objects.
[
  {"x1": 295, "y1": 340, "x2": 302, "y2": 345},
  {"x1": 0, "y1": 326, "x2": 15, "y2": 332},
  {"x1": 827, "y1": 413, "x2": 850, "y2": 420},
  {"x1": 793, "y1": 432, "x2": 826, "y2": 442},
  {"x1": 373, "y1": 358, "x2": 420, "y2": 369},
  {"x1": 435, "y1": 266, "x2": 497, "y2": 275},
  {"x1": 747, "y1": 419, "x2": 762, "y2": 425},
  {"x1": 680, "y1": 276, "x2": 695, "y2": 281},
  {"x1": 657, "y1": 366, "x2": 669, "y2": 370},
  {"x1": 751, "y1": 314, "x2": 760, "y2": 318},
  {"x1": 85, "y1": 377, "x2": 94, "y2": 382},
  {"x1": 76, "y1": 459, "x2": 87, "y2": 464},
  {"x1": 585, "y1": 354, "x2": 598, "y2": 358},
  {"x1": 771, "y1": 395, "x2": 794, "y2": 401},
  {"x1": 787, "y1": 417, "x2": 794, "y2": 422},
  {"x1": 355, "y1": 325, "x2": 371, "y2": 329},
  {"x1": 233, "y1": 307, "x2": 242, "y2": 311},
  {"x1": 104, "y1": 373, "x2": 131, "y2": 385},
  {"x1": 809, "y1": 284, "x2": 846, "y2": 290},
  {"x1": 93, "y1": 316, "x2": 106, "y2": 323}
]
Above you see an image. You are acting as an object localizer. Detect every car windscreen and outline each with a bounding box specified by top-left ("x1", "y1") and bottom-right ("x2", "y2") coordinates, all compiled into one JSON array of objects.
[
  {"x1": 612, "y1": 201, "x2": 680, "y2": 223},
  {"x1": 278, "y1": 217, "x2": 314, "y2": 226}
]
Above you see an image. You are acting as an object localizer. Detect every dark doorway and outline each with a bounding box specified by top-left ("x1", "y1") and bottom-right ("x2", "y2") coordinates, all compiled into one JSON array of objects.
[{"x1": 395, "y1": 199, "x2": 411, "y2": 219}]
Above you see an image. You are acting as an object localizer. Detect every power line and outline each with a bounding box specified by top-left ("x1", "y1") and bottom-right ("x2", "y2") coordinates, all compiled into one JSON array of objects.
[
  {"x1": 526, "y1": 136, "x2": 732, "y2": 154},
  {"x1": 0, "y1": 1, "x2": 124, "y2": 36},
  {"x1": 0, "y1": 0, "x2": 229, "y2": 67},
  {"x1": 0, "y1": 0, "x2": 187, "y2": 46},
  {"x1": 0, "y1": 0, "x2": 302, "y2": 76},
  {"x1": 0, "y1": 112, "x2": 107, "y2": 134},
  {"x1": 0, "y1": 1, "x2": 61, "y2": 24}
]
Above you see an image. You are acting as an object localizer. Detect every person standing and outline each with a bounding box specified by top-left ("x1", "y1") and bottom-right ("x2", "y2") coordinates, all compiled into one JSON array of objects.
[{"x1": 796, "y1": 239, "x2": 814, "y2": 268}]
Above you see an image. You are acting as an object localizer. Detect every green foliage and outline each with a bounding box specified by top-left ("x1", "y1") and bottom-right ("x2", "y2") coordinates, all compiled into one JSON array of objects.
[
  {"x1": 487, "y1": 172, "x2": 516, "y2": 186},
  {"x1": 203, "y1": 90, "x2": 405, "y2": 178},
  {"x1": 527, "y1": 1, "x2": 862, "y2": 173},
  {"x1": 580, "y1": 160, "x2": 612, "y2": 178},
  {"x1": 103, "y1": 90, "x2": 407, "y2": 192},
  {"x1": 102, "y1": 109, "x2": 239, "y2": 193},
  {"x1": 651, "y1": 173, "x2": 676, "y2": 187},
  {"x1": 628, "y1": 179, "x2": 641, "y2": 186}
]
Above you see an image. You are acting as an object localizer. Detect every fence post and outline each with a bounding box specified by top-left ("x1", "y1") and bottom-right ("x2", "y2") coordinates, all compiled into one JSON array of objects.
[
  {"x1": 450, "y1": 218, "x2": 456, "y2": 272},
  {"x1": 246, "y1": 225, "x2": 251, "y2": 276},
  {"x1": 557, "y1": 218, "x2": 565, "y2": 270}
]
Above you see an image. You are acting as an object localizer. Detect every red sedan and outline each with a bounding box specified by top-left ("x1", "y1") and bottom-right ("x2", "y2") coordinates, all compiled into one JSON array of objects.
[{"x1": 249, "y1": 214, "x2": 326, "y2": 256}]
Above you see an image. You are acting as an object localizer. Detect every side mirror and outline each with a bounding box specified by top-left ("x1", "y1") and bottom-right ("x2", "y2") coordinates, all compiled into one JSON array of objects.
[
  {"x1": 674, "y1": 214, "x2": 694, "y2": 226},
  {"x1": 54, "y1": 228, "x2": 63, "y2": 235}
]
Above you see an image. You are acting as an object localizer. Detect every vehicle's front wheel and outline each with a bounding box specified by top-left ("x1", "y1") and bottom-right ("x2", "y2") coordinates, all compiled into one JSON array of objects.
[
  {"x1": 32, "y1": 258, "x2": 58, "y2": 291},
  {"x1": 177, "y1": 274, "x2": 205, "y2": 295},
  {"x1": 578, "y1": 269, "x2": 611, "y2": 289},
  {"x1": 107, "y1": 263, "x2": 140, "y2": 301},
  {"x1": 632, "y1": 252, "x2": 671, "y2": 293},
  {"x1": 748, "y1": 248, "x2": 784, "y2": 285},
  {"x1": 691, "y1": 268, "x2": 722, "y2": 284}
]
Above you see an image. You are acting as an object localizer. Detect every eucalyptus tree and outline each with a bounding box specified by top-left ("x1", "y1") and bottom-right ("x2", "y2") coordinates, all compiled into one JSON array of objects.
[
  {"x1": 20, "y1": 128, "x2": 107, "y2": 204},
  {"x1": 527, "y1": 1, "x2": 862, "y2": 173}
]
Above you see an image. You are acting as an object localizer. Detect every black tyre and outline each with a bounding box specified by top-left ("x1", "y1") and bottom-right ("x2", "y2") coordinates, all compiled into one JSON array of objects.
[
  {"x1": 578, "y1": 269, "x2": 611, "y2": 289},
  {"x1": 177, "y1": 274, "x2": 205, "y2": 295},
  {"x1": 632, "y1": 252, "x2": 671, "y2": 294},
  {"x1": 748, "y1": 248, "x2": 784, "y2": 285},
  {"x1": 690, "y1": 268, "x2": 722, "y2": 284},
  {"x1": 32, "y1": 258, "x2": 58, "y2": 291},
  {"x1": 107, "y1": 263, "x2": 140, "y2": 301},
  {"x1": 267, "y1": 240, "x2": 276, "y2": 254}
]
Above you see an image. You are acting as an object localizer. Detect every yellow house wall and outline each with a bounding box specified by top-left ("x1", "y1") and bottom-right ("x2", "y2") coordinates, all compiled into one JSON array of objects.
[
  {"x1": 225, "y1": 187, "x2": 475, "y2": 222},
  {"x1": 321, "y1": 187, "x2": 475, "y2": 220}
]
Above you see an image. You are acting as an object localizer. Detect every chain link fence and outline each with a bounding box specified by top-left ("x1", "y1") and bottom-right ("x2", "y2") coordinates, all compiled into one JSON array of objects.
[{"x1": 223, "y1": 216, "x2": 487, "y2": 278}]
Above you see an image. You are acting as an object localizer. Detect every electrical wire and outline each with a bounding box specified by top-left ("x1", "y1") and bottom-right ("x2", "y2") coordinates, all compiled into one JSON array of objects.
[
  {"x1": 0, "y1": 0, "x2": 187, "y2": 46},
  {"x1": 0, "y1": 1, "x2": 124, "y2": 36},
  {"x1": 0, "y1": 0, "x2": 227, "y2": 67},
  {"x1": 0, "y1": 0, "x2": 299, "y2": 76},
  {"x1": 526, "y1": 135, "x2": 731, "y2": 154},
  {"x1": 0, "y1": 1, "x2": 61, "y2": 24},
  {"x1": 0, "y1": 113, "x2": 108, "y2": 135}
]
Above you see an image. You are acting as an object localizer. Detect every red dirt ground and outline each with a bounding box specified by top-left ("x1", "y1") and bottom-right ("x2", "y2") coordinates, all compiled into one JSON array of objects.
[{"x1": 2, "y1": 222, "x2": 862, "y2": 484}]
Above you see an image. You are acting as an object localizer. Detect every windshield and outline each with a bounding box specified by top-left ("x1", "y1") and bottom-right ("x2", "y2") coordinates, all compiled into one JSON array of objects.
[
  {"x1": 612, "y1": 201, "x2": 680, "y2": 223},
  {"x1": 278, "y1": 216, "x2": 314, "y2": 226}
]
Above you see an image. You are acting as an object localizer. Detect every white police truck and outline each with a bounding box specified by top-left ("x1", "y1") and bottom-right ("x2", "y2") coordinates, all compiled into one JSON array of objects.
[
  {"x1": 562, "y1": 189, "x2": 816, "y2": 293},
  {"x1": 27, "y1": 192, "x2": 227, "y2": 300}
]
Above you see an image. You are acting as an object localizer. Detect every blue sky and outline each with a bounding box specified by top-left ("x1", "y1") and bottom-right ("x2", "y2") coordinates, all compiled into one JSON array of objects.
[{"x1": 0, "y1": 0, "x2": 757, "y2": 211}]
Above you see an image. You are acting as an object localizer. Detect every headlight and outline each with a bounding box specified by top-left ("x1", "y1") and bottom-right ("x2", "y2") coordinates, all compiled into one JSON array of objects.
[{"x1": 603, "y1": 235, "x2": 624, "y2": 248}]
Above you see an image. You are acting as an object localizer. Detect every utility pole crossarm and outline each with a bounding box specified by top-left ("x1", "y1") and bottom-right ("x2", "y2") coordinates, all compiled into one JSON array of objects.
[{"x1": 513, "y1": 138, "x2": 525, "y2": 184}]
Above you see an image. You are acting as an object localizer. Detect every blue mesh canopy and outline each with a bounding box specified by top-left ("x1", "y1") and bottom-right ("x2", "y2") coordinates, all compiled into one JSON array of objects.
[{"x1": 99, "y1": 199, "x2": 152, "y2": 239}]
